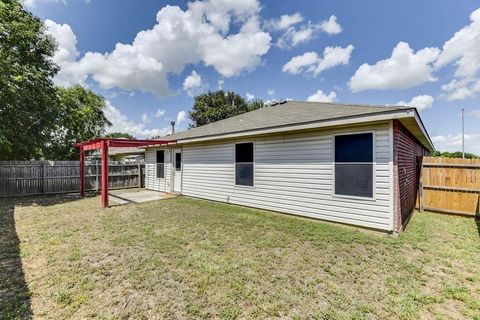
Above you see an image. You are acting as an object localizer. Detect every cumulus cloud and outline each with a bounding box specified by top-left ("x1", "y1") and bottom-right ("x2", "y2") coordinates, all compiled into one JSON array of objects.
[
  {"x1": 397, "y1": 95, "x2": 434, "y2": 111},
  {"x1": 264, "y1": 12, "x2": 303, "y2": 31},
  {"x1": 436, "y1": 8, "x2": 480, "y2": 79},
  {"x1": 183, "y1": 70, "x2": 203, "y2": 97},
  {"x1": 44, "y1": 19, "x2": 87, "y2": 86},
  {"x1": 319, "y1": 15, "x2": 343, "y2": 35},
  {"x1": 273, "y1": 14, "x2": 343, "y2": 48},
  {"x1": 43, "y1": 0, "x2": 271, "y2": 96},
  {"x1": 432, "y1": 133, "x2": 480, "y2": 155},
  {"x1": 306, "y1": 90, "x2": 337, "y2": 102},
  {"x1": 104, "y1": 102, "x2": 171, "y2": 138},
  {"x1": 246, "y1": 92, "x2": 255, "y2": 101},
  {"x1": 282, "y1": 45, "x2": 354, "y2": 76},
  {"x1": 349, "y1": 42, "x2": 440, "y2": 92},
  {"x1": 176, "y1": 110, "x2": 187, "y2": 126}
]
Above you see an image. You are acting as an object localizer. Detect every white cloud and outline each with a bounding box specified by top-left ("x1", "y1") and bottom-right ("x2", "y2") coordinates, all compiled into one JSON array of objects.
[
  {"x1": 246, "y1": 92, "x2": 255, "y2": 101},
  {"x1": 397, "y1": 95, "x2": 434, "y2": 112},
  {"x1": 435, "y1": 8, "x2": 480, "y2": 101},
  {"x1": 104, "y1": 101, "x2": 171, "y2": 138},
  {"x1": 176, "y1": 111, "x2": 187, "y2": 126},
  {"x1": 264, "y1": 12, "x2": 303, "y2": 31},
  {"x1": 435, "y1": 8, "x2": 480, "y2": 79},
  {"x1": 141, "y1": 113, "x2": 151, "y2": 124},
  {"x1": 319, "y1": 15, "x2": 342, "y2": 35},
  {"x1": 306, "y1": 90, "x2": 337, "y2": 102},
  {"x1": 349, "y1": 42, "x2": 440, "y2": 92},
  {"x1": 432, "y1": 133, "x2": 480, "y2": 155},
  {"x1": 183, "y1": 70, "x2": 203, "y2": 97},
  {"x1": 155, "y1": 109, "x2": 166, "y2": 118},
  {"x1": 441, "y1": 78, "x2": 480, "y2": 101},
  {"x1": 267, "y1": 89, "x2": 275, "y2": 97},
  {"x1": 275, "y1": 15, "x2": 343, "y2": 48},
  {"x1": 217, "y1": 79, "x2": 224, "y2": 89},
  {"x1": 43, "y1": 0, "x2": 271, "y2": 96},
  {"x1": 282, "y1": 45, "x2": 354, "y2": 76},
  {"x1": 44, "y1": 19, "x2": 87, "y2": 86}
]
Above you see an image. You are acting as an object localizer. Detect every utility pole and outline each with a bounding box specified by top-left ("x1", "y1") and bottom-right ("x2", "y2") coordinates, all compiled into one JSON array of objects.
[{"x1": 461, "y1": 107, "x2": 465, "y2": 159}]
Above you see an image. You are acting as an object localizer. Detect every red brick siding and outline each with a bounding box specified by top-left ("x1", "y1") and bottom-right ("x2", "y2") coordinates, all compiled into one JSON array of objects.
[{"x1": 393, "y1": 120, "x2": 429, "y2": 232}]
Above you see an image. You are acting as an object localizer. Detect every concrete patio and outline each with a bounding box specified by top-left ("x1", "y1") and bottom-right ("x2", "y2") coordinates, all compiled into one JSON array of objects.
[{"x1": 109, "y1": 189, "x2": 176, "y2": 205}]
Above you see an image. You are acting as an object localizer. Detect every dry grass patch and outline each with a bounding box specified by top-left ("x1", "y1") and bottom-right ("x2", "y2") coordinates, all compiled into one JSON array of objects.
[{"x1": 1, "y1": 192, "x2": 479, "y2": 319}]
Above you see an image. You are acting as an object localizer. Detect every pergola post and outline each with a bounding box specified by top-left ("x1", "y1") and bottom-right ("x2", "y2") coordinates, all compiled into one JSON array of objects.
[
  {"x1": 80, "y1": 146, "x2": 85, "y2": 197},
  {"x1": 101, "y1": 140, "x2": 109, "y2": 208}
]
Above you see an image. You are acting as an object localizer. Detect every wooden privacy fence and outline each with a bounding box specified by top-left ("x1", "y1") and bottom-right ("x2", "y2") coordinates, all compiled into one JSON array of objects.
[
  {"x1": 0, "y1": 161, "x2": 145, "y2": 197},
  {"x1": 419, "y1": 156, "x2": 480, "y2": 216}
]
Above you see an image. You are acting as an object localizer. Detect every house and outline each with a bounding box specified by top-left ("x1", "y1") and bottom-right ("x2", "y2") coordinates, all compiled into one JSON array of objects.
[
  {"x1": 108, "y1": 147, "x2": 145, "y2": 163},
  {"x1": 143, "y1": 101, "x2": 434, "y2": 233}
]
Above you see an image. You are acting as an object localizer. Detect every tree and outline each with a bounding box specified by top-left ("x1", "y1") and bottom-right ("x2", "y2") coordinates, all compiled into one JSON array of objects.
[
  {"x1": 188, "y1": 90, "x2": 264, "y2": 127},
  {"x1": 433, "y1": 151, "x2": 479, "y2": 159},
  {"x1": 104, "y1": 132, "x2": 136, "y2": 140},
  {"x1": 0, "y1": 0, "x2": 59, "y2": 160},
  {"x1": 43, "y1": 86, "x2": 112, "y2": 160}
]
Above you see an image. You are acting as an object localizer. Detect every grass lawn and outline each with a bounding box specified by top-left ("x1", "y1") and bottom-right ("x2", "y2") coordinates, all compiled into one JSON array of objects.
[{"x1": 1, "y1": 193, "x2": 480, "y2": 319}]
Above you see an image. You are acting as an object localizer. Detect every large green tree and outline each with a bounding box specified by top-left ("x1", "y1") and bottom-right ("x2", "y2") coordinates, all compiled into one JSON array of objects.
[
  {"x1": 43, "y1": 86, "x2": 112, "y2": 160},
  {"x1": 188, "y1": 90, "x2": 264, "y2": 128},
  {"x1": 0, "y1": 0, "x2": 59, "y2": 160}
]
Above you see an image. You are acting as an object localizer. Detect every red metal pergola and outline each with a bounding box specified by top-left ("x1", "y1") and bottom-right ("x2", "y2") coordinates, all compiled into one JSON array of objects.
[{"x1": 75, "y1": 138, "x2": 173, "y2": 208}]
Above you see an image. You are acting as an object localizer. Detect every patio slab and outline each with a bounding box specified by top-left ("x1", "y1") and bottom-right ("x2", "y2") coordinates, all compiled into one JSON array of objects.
[{"x1": 109, "y1": 189, "x2": 176, "y2": 205}]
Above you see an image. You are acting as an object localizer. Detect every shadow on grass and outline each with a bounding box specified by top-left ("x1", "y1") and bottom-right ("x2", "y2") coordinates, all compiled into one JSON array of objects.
[{"x1": 0, "y1": 194, "x2": 84, "y2": 319}]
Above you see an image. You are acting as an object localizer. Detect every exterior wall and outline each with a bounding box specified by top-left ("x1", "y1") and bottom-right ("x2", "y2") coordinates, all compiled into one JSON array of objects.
[
  {"x1": 145, "y1": 147, "x2": 172, "y2": 192},
  {"x1": 175, "y1": 122, "x2": 394, "y2": 231},
  {"x1": 392, "y1": 120, "x2": 429, "y2": 232}
]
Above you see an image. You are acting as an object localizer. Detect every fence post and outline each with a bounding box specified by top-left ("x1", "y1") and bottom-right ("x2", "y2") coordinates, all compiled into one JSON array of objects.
[
  {"x1": 138, "y1": 162, "x2": 142, "y2": 188},
  {"x1": 95, "y1": 160, "x2": 99, "y2": 192},
  {"x1": 42, "y1": 161, "x2": 46, "y2": 194},
  {"x1": 418, "y1": 157, "x2": 424, "y2": 212}
]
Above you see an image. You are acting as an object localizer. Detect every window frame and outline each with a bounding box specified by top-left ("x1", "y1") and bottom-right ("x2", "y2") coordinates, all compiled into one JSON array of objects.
[
  {"x1": 234, "y1": 141, "x2": 255, "y2": 188},
  {"x1": 332, "y1": 130, "x2": 376, "y2": 200},
  {"x1": 156, "y1": 149, "x2": 165, "y2": 179}
]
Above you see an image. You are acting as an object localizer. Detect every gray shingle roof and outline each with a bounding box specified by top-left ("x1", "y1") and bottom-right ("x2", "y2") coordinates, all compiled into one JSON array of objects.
[{"x1": 166, "y1": 101, "x2": 412, "y2": 141}]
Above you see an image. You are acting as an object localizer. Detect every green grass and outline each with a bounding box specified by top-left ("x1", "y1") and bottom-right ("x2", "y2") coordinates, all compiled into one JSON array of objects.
[{"x1": 1, "y1": 193, "x2": 479, "y2": 319}]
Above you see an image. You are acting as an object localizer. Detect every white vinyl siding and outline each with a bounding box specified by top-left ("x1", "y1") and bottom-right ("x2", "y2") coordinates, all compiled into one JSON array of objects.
[
  {"x1": 145, "y1": 147, "x2": 172, "y2": 192},
  {"x1": 144, "y1": 122, "x2": 394, "y2": 231}
]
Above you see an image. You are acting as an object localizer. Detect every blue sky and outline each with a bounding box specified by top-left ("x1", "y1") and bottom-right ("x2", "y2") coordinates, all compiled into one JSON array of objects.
[{"x1": 26, "y1": 0, "x2": 480, "y2": 153}]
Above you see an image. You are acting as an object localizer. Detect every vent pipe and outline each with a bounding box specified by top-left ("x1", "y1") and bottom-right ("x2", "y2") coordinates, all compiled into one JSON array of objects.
[{"x1": 171, "y1": 121, "x2": 176, "y2": 134}]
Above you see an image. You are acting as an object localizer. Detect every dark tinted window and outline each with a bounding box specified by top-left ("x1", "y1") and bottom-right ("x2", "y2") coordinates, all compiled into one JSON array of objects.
[
  {"x1": 334, "y1": 133, "x2": 373, "y2": 198},
  {"x1": 335, "y1": 133, "x2": 373, "y2": 162},
  {"x1": 156, "y1": 150, "x2": 164, "y2": 163},
  {"x1": 175, "y1": 153, "x2": 181, "y2": 171},
  {"x1": 156, "y1": 150, "x2": 165, "y2": 179},
  {"x1": 235, "y1": 143, "x2": 254, "y2": 186},
  {"x1": 235, "y1": 142, "x2": 254, "y2": 163}
]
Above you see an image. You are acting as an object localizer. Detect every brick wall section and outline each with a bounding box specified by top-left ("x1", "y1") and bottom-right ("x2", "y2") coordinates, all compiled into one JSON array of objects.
[{"x1": 393, "y1": 120, "x2": 429, "y2": 232}]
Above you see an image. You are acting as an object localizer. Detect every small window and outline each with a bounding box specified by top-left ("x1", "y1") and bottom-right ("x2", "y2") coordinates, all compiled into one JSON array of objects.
[
  {"x1": 156, "y1": 150, "x2": 165, "y2": 179},
  {"x1": 334, "y1": 133, "x2": 373, "y2": 198},
  {"x1": 175, "y1": 153, "x2": 181, "y2": 171},
  {"x1": 235, "y1": 142, "x2": 254, "y2": 186}
]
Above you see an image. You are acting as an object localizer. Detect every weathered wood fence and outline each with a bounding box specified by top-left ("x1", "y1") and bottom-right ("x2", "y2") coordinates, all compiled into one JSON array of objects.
[
  {"x1": 0, "y1": 161, "x2": 145, "y2": 197},
  {"x1": 419, "y1": 156, "x2": 480, "y2": 216}
]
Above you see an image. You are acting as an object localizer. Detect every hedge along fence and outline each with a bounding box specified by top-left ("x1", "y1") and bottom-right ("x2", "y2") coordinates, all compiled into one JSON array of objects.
[
  {"x1": 419, "y1": 156, "x2": 480, "y2": 216},
  {"x1": 0, "y1": 160, "x2": 145, "y2": 197}
]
